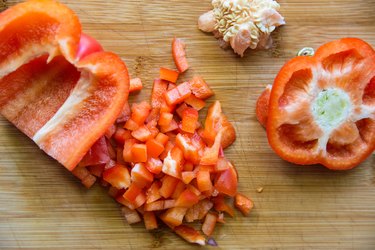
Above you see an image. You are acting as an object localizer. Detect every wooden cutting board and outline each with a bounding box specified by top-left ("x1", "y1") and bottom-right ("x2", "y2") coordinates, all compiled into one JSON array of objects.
[{"x1": 1, "y1": 0, "x2": 374, "y2": 249}]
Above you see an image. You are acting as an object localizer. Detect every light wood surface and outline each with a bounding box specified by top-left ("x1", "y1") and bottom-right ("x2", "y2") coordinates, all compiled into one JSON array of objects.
[{"x1": 1, "y1": 0, "x2": 374, "y2": 249}]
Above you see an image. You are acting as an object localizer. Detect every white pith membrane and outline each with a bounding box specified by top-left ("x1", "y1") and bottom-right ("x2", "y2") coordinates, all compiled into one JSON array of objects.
[
  {"x1": 277, "y1": 51, "x2": 375, "y2": 157},
  {"x1": 311, "y1": 88, "x2": 352, "y2": 154},
  {"x1": 32, "y1": 69, "x2": 92, "y2": 144}
]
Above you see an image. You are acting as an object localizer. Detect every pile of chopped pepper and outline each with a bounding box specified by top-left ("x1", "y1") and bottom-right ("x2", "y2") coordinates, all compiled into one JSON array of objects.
[{"x1": 74, "y1": 38, "x2": 254, "y2": 245}]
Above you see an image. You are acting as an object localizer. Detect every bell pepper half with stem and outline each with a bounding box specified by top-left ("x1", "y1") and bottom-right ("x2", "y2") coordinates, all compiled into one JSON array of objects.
[
  {"x1": 256, "y1": 38, "x2": 375, "y2": 170},
  {"x1": 0, "y1": 0, "x2": 129, "y2": 171}
]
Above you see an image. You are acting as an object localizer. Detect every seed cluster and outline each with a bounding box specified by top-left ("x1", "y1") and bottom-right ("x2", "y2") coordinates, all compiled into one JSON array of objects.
[{"x1": 212, "y1": 0, "x2": 282, "y2": 49}]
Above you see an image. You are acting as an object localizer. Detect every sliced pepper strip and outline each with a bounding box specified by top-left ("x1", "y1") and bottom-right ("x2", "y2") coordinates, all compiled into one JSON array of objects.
[
  {"x1": 0, "y1": 0, "x2": 129, "y2": 171},
  {"x1": 265, "y1": 38, "x2": 375, "y2": 170}
]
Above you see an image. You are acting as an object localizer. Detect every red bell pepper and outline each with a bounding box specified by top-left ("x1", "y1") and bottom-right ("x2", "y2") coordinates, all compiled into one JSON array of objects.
[
  {"x1": 257, "y1": 38, "x2": 375, "y2": 170},
  {"x1": 174, "y1": 225, "x2": 206, "y2": 246},
  {"x1": 79, "y1": 136, "x2": 110, "y2": 167},
  {"x1": 181, "y1": 108, "x2": 199, "y2": 133},
  {"x1": 131, "y1": 163, "x2": 154, "y2": 188},
  {"x1": 172, "y1": 38, "x2": 189, "y2": 73},
  {"x1": 214, "y1": 162, "x2": 238, "y2": 197},
  {"x1": 0, "y1": 0, "x2": 129, "y2": 171},
  {"x1": 151, "y1": 79, "x2": 169, "y2": 108},
  {"x1": 164, "y1": 82, "x2": 192, "y2": 106},
  {"x1": 202, "y1": 212, "x2": 218, "y2": 236},
  {"x1": 184, "y1": 95, "x2": 206, "y2": 110},
  {"x1": 188, "y1": 76, "x2": 214, "y2": 99},
  {"x1": 102, "y1": 163, "x2": 131, "y2": 190},
  {"x1": 143, "y1": 211, "x2": 158, "y2": 230},
  {"x1": 129, "y1": 78, "x2": 143, "y2": 93},
  {"x1": 160, "y1": 67, "x2": 180, "y2": 83},
  {"x1": 234, "y1": 193, "x2": 254, "y2": 216}
]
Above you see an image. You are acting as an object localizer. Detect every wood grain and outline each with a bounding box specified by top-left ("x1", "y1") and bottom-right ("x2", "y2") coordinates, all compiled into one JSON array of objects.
[{"x1": 1, "y1": 0, "x2": 374, "y2": 249}]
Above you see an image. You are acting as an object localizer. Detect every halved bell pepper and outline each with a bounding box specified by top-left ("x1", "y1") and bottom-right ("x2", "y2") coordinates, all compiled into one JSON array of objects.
[
  {"x1": 0, "y1": 0, "x2": 129, "y2": 170},
  {"x1": 257, "y1": 38, "x2": 375, "y2": 170}
]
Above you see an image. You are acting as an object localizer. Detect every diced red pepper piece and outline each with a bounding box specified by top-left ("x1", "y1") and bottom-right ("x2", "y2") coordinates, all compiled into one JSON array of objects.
[
  {"x1": 160, "y1": 207, "x2": 188, "y2": 228},
  {"x1": 197, "y1": 199, "x2": 214, "y2": 220},
  {"x1": 220, "y1": 114, "x2": 236, "y2": 149},
  {"x1": 124, "y1": 118, "x2": 139, "y2": 131},
  {"x1": 200, "y1": 130, "x2": 222, "y2": 165},
  {"x1": 116, "y1": 147, "x2": 125, "y2": 164},
  {"x1": 164, "y1": 82, "x2": 192, "y2": 106},
  {"x1": 181, "y1": 108, "x2": 199, "y2": 133},
  {"x1": 116, "y1": 101, "x2": 131, "y2": 123},
  {"x1": 129, "y1": 78, "x2": 143, "y2": 92},
  {"x1": 131, "y1": 125, "x2": 152, "y2": 142},
  {"x1": 217, "y1": 213, "x2": 225, "y2": 223},
  {"x1": 175, "y1": 188, "x2": 199, "y2": 208},
  {"x1": 123, "y1": 182, "x2": 142, "y2": 202},
  {"x1": 160, "y1": 141, "x2": 175, "y2": 160},
  {"x1": 87, "y1": 164, "x2": 105, "y2": 178},
  {"x1": 172, "y1": 38, "x2": 189, "y2": 73},
  {"x1": 164, "y1": 88, "x2": 180, "y2": 106},
  {"x1": 163, "y1": 199, "x2": 176, "y2": 209},
  {"x1": 199, "y1": 165, "x2": 215, "y2": 172},
  {"x1": 131, "y1": 143, "x2": 148, "y2": 163},
  {"x1": 185, "y1": 203, "x2": 200, "y2": 223},
  {"x1": 162, "y1": 147, "x2": 184, "y2": 179},
  {"x1": 105, "y1": 124, "x2": 116, "y2": 139},
  {"x1": 133, "y1": 192, "x2": 147, "y2": 209},
  {"x1": 159, "y1": 175, "x2": 180, "y2": 198},
  {"x1": 214, "y1": 157, "x2": 231, "y2": 172},
  {"x1": 155, "y1": 132, "x2": 169, "y2": 146},
  {"x1": 214, "y1": 163, "x2": 238, "y2": 197},
  {"x1": 188, "y1": 76, "x2": 214, "y2": 99},
  {"x1": 151, "y1": 79, "x2": 169, "y2": 108},
  {"x1": 160, "y1": 98, "x2": 176, "y2": 114},
  {"x1": 113, "y1": 127, "x2": 132, "y2": 145},
  {"x1": 121, "y1": 206, "x2": 142, "y2": 224},
  {"x1": 187, "y1": 183, "x2": 201, "y2": 197},
  {"x1": 197, "y1": 170, "x2": 212, "y2": 192},
  {"x1": 234, "y1": 193, "x2": 254, "y2": 216},
  {"x1": 145, "y1": 108, "x2": 160, "y2": 124},
  {"x1": 146, "y1": 181, "x2": 162, "y2": 204},
  {"x1": 176, "y1": 103, "x2": 189, "y2": 118},
  {"x1": 146, "y1": 157, "x2": 163, "y2": 175},
  {"x1": 202, "y1": 101, "x2": 222, "y2": 145},
  {"x1": 102, "y1": 163, "x2": 131, "y2": 190},
  {"x1": 176, "y1": 134, "x2": 200, "y2": 164},
  {"x1": 144, "y1": 200, "x2": 165, "y2": 211},
  {"x1": 81, "y1": 174, "x2": 97, "y2": 189},
  {"x1": 202, "y1": 212, "x2": 218, "y2": 236},
  {"x1": 79, "y1": 136, "x2": 110, "y2": 167},
  {"x1": 213, "y1": 195, "x2": 235, "y2": 217},
  {"x1": 171, "y1": 181, "x2": 186, "y2": 199},
  {"x1": 184, "y1": 94, "x2": 205, "y2": 110},
  {"x1": 181, "y1": 171, "x2": 196, "y2": 184},
  {"x1": 131, "y1": 101, "x2": 151, "y2": 125},
  {"x1": 160, "y1": 67, "x2": 179, "y2": 83},
  {"x1": 183, "y1": 162, "x2": 194, "y2": 171},
  {"x1": 131, "y1": 163, "x2": 154, "y2": 188},
  {"x1": 123, "y1": 139, "x2": 137, "y2": 162},
  {"x1": 158, "y1": 112, "x2": 173, "y2": 126},
  {"x1": 105, "y1": 139, "x2": 117, "y2": 160},
  {"x1": 146, "y1": 139, "x2": 165, "y2": 159},
  {"x1": 177, "y1": 82, "x2": 191, "y2": 100},
  {"x1": 143, "y1": 211, "x2": 158, "y2": 230},
  {"x1": 159, "y1": 118, "x2": 179, "y2": 133},
  {"x1": 174, "y1": 225, "x2": 206, "y2": 246}
]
